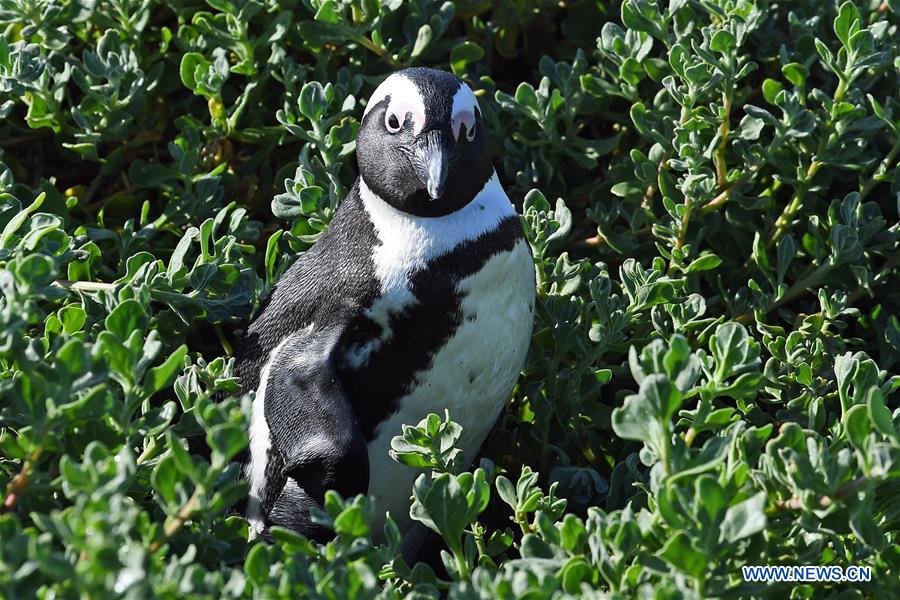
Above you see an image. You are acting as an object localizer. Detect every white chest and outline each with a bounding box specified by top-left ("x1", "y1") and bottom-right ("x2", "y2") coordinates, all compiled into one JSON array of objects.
[
  {"x1": 365, "y1": 239, "x2": 535, "y2": 535},
  {"x1": 357, "y1": 173, "x2": 536, "y2": 540}
]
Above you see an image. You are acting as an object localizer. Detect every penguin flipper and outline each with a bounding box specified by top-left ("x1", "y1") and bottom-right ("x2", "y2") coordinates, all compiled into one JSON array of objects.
[{"x1": 262, "y1": 326, "x2": 369, "y2": 539}]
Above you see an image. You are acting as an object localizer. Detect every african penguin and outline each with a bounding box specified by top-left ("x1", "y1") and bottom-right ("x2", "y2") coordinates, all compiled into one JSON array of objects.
[{"x1": 235, "y1": 67, "x2": 535, "y2": 547}]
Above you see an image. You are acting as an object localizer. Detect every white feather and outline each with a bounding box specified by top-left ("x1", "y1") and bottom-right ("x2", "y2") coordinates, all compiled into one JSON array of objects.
[
  {"x1": 359, "y1": 172, "x2": 515, "y2": 290},
  {"x1": 450, "y1": 84, "x2": 480, "y2": 140},
  {"x1": 347, "y1": 172, "x2": 516, "y2": 372},
  {"x1": 366, "y1": 240, "x2": 535, "y2": 538},
  {"x1": 245, "y1": 335, "x2": 292, "y2": 535},
  {"x1": 359, "y1": 177, "x2": 534, "y2": 543},
  {"x1": 451, "y1": 83, "x2": 480, "y2": 118},
  {"x1": 363, "y1": 74, "x2": 427, "y2": 134}
]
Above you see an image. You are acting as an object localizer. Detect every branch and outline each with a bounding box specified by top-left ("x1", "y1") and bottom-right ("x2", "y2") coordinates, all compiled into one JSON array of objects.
[
  {"x1": 53, "y1": 280, "x2": 117, "y2": 293},
  {"x1": 770, "y1": 159, "x2": 822, "y2": 247},
  {"x1": 149, "y1": 491, "x2": 201, "y2": 553},
  {"x1": 668, "y1": 194, "x2": 694, "y2": 274},
  {"x1": 641, "y1": 107, "x2": 690, "y2": 217},
  {"x1": 736, "y1": 250, "x2": 900, "y2": 324},
  {"x1": 859, "y1": 137, "x2": 900, "y2": 200},
  {"x1": 769, "y1": 78, "x2": 849, "y2": 247},
  {"x1": 699, "y1": 169, "x2": 752, "y2": 215},
  {"x1": 714, "y1": 90, "x2": 733, "y2": 192},
  {"x1": 353, "y1": 35, "x2": 402, "y2": 69},
  {"x1": 774, "y1": 476, "x2": 872, "y2": 512},
  {"x1": 1, "y1": 449, "x2": 42, "y2": 514}
]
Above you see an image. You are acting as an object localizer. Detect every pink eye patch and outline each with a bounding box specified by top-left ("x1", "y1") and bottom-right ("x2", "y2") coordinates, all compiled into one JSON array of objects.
[{"x1": 452, "y1": 109, "x2": 477, "y2": 141}]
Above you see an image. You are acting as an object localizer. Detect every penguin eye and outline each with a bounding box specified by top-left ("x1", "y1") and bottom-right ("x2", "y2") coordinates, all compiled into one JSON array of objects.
[{"x1": 385, "y1": 111, "x2": 403, "y2": 134}]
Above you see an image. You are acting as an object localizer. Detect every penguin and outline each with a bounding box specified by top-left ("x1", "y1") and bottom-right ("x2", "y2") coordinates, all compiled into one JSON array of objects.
[{"x1": 235, "y1": 67, "x2": 535, "y2": 546}]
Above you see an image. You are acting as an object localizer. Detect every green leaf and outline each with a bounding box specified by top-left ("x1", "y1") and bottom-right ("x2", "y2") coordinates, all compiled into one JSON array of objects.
[
  {"x1": 410, "y1": 24, "x2": 432, "y2": 60},
  {"x1": 333, "y1": 503, "x2": 370, "y2": 538},
  {"x1": 168, "y1": 227, "x2": 199, "y2": 281},
  {"x1": 206, "y1": 424, "x2": 248, "y2": 463},
  {"x1": 867, "y1": 388, "x2": 895, "y2": 437},
  {"x1": 14, "y1": 254, "x2": 56, "y2": 287},
  {"x1": 849, "y1": 499, "x2": 886, "y2": 550},
  {"x1": 314, "y1": 0, "x2": 341, "y2": 24},
  {"x1": 298, "y1": 81, "x2": 329, "y2": 121},
  {"x1": 834, "y1": 1, "x2": 860, "y2": 48},
  {"x1": 842, "y1": 404, "x2": 870, "y2": 449},
  {"x1": 244, "y1": 543, "x2": 270, "y2": 585},
  {"x1": 179, "y1": 52, "x2": 209, "y2": 93},
  {"x1": 152, "y1": 454, "x2": 181, "y2": 507},
  {"x1": 410, "y1": 473, "x2": 469, "y2": 550},
  {"x1": 1, "y1": 192, "x2": 45, "y2": 248},
  {"x1": 495, "y1": 475, "x2": 516, "y2": 508},
  {"x1": 143, "y1": 345, "x2": 187, "y2": 396},
  {"x1": 710, "y1": 30, "x2": 735, "y2": 55},
  {"x1": 720, "y1": 492, "x2": 766, "y2": 543},
  {"x1": 450, "y1": 41, "x2": 484, "y2": 76},
  {"x1": 613, "y1": 374, "x2": 681, "y2": 461},
  {"x1": 560, "y1": 557, "x2": 593, "y2": 592},
  {"x1": 710, "y1": 322, "x2": 759, "y2": 385},
  {"x1": 782, "y1": 63, "x2": 807, "y2": 88},
  {"x1": 686, "y1": 253, "x2": 722, "y2": 273},
  {"x1": 57, "y1": 305, "x2": 87, "y2": 335},
  {"x1": 514, "y1": 82, "x2": 540, "y2": 113},
  {"x1": 762, "y1": 78, "x2": 783, "y2": 104},
  {"x1": 658, "y1": 531, "x2": 706, "y2": 578},
  {"x1": 0, "y1": 36, "x2": 9, "y2": 69},
  {"x1": 105, "y1": 300, "x2": 148, "y2": 341}
]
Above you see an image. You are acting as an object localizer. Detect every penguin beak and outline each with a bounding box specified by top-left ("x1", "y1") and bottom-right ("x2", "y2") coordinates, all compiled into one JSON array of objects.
[{"x1": 415, "y1": 131, "x2": 450, "y2": 200}]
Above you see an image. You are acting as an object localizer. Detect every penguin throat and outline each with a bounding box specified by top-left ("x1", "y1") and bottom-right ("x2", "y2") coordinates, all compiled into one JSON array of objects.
[{"x1": 358, "y1": 173, "x2": 516, "y2": 260}]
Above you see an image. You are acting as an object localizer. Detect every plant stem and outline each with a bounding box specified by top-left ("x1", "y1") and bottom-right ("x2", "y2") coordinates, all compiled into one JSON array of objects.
[
  {"x1": 1, "y1": 448, "x2": 41, "y2": 514},
  {"x1": 668, "y1": 194, "x2": 693, "y2": 274},
  {"x1": 859, "y1": 137, "x2": 900, "y2": 200},
  {"x1": 770, "y1": 78, "x2": 848, "y2": 247},
  {"x1": 736, "y1": 262, "x2": 833, "y2": 323},
  {"x1": 714, "y1": 90, "x2": 732, "y2": 192},
  {"x1": 53, "y1": 280, "x2": 117, "y2": 293},
  {"x1": 472, "y1": 525, "x2": 488, "y2": 559},
  {"x1": 774, "y1": 476, "x2": 871, "y2": 511},
  {"x1": 149, "y1": 491, "x2": 200, "y2": 553},
  {"x1": 214, "y1": 323, "x2": 233, "y2": 357},
  {"x1": 641, "y1": 106, "x2": 689, "y2": 217},
  {"x1": 770, "y1": 158, "x2": 822, "y2": 246},
  {"x1": 699, "y1": 169, "x2": 753, "y2": 215},
  {"x1": 684, "y1": 427, "x2": 697, "y2": 448},
  {"x1": 451, "y1": 540, "x2": 469, "y2": 579},
  {"x1": 227, "y1": 80, "x2": 259, "y2": 134},
  {"x1": 354, "y1": 35, "x2": 402, "y2": 69}
]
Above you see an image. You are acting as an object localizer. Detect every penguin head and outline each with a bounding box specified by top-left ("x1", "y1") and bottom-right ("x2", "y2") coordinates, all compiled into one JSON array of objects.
[{"x1": 356, "y1": 67, "x2": 492, "y2": 217}]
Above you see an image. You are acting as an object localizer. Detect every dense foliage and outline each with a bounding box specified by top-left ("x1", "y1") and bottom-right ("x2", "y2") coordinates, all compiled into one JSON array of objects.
[{"x1": 1, "y1": 0, "x2": 899, "y2": 597}]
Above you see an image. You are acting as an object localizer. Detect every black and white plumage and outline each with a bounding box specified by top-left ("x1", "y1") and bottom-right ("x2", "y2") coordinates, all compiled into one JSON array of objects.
[{"x1": 235, "y1": 67, "x2": 535, "y2": 545}]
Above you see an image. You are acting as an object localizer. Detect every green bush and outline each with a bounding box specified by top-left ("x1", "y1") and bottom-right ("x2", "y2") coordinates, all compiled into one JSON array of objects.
[{"x1": 1, "y1": 0, "x2": 898, "y2": 597}]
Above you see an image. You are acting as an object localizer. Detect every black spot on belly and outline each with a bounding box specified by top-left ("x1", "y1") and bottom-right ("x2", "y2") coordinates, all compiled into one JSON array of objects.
[{"x1": 339, "y1": 216, "x2": 525, "y2": 440}]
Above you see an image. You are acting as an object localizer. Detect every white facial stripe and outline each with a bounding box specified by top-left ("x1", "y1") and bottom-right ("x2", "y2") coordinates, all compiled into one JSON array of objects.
[
  {"x1": 363, "y1": 74, "x2": 426, "y2": 135},
  {"x1": 451, "y1": 84, "x2": 479, "y2": 140}
]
